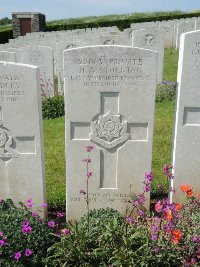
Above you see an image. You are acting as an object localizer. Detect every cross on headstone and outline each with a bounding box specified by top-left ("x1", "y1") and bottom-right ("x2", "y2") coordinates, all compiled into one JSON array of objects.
[
  {"x1": 71, "y1": 92, "x2": 148, "y2": 189},
  {"x1": 0, "y1": 107, "x2": 35, "y2": 198}
]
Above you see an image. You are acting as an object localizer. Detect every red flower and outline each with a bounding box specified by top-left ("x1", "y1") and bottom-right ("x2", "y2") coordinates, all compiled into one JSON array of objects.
[
  {"x1": 186, "y1": 189, "x2": 194, "y2": 197},
  {"x1": 164, "y1": 208, "x2": 173, "y2": 222},
  {"x1": 180, "y1": 185, "x2": 191, "y2": 192},
  {"x1": 172, "y1": 229, "x2": 182, "y2": 244},
  {"x1": 175, "y1": 203, "x2": 182, "y2": 211}
]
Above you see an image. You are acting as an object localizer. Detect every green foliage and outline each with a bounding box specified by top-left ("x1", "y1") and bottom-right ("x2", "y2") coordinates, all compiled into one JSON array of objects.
[
  {"x1": 46, "y1": 194, "x2": 200, "y2": 266},
  {"x1": 163, "y1": 48, "x2": 179, "y2": 82},
  {"x1": 42, "y1": 96, "x2": 64, "y2": 119},
  {"x1": 46, "y1": 11, "x2": 200, "y2": 31},
  {"x1": 0, "y1": 28, "x2": 13, "y2": 44},
  {"x1": 0, "y1": 17, "x2": 12, "y2": 26},
  {"x1": 0, "y1": 199, "x2": 57, "y2": 266},
  {"x1": 156, "y1": 81, "x2": 176, "y2": 102}
]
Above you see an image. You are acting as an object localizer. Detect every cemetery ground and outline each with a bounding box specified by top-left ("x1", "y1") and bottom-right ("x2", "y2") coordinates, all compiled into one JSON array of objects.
[{"x1": 44, "y1": 48, "x2": 178, "y2": 209}]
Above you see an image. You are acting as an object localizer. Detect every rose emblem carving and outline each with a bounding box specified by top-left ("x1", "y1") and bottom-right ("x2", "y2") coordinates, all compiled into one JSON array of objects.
[{"x1": 90, "y1": 111, "x2": 129, "y2": 149}]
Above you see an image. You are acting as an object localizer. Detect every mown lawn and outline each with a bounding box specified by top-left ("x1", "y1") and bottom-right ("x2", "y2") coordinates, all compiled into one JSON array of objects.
[{"x1": 44, "y1": 48, "x2": 179, "y2": 208}]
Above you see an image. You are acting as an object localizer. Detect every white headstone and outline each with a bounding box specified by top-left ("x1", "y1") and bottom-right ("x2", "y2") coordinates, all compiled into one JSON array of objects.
[
  {"x1": 64, "y1": 46, "x2": 157, "y2": 220},
  {"x1": 132, "y1": 29, "x2": 164, "y2": 83},
  {"x1": 171, "y1": 31, "x2": 200, "y2": 203},
  {"x1": 176, "y1": 22, "x2": 195, "y2": 49},
  {"x1": 0, "y1": 61, "x2": 46, "y2": 212},
  {"x1": 20, "y1": 46, "x2": 54, "y2": 97}
]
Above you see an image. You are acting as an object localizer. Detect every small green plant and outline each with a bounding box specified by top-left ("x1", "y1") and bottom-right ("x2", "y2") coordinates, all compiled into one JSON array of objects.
[
  {"x1": 0, "y1": 199, "x2": 62, "y2": 266},
  {"x1": 42, "y1": 96, "x2": 64, "y2": 119},
  {"x1": 156, "y1": 80, "x2": 176, "y2": 102}
]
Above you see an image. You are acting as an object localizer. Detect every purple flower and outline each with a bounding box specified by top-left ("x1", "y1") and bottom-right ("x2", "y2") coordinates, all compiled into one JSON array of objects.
[
  {"x1": 125, "y1": 216, "x2": 135, "y2": 224},
  {"x1": 31, "y1": 211, "x2": 38, "y2": 217},
  {"x1": 86, "y1": 145, "x2": 94, "y2": 152},
  {"x1": 144, "y1": 172, "x2": 154, "y2": 182},
  {"x1": 139, "y1": 210, "x2": 145, "y2": 216},
  {"x1": 191, "y1": 258, "x2": 196, "y2": 264},
  {"x1": 25, "y1": 248, "x2": 33, "y2": 257},
  {"x1": 192, "y1": 236, "x2": 200, "y2": 243},
  {"x1": 0, "y1": 240, "x2": 5, "y2": 247},
  {"x1": 87, "y1": 171, "x2": 93, "y2": 179},
  {"x1": 64, "y1": 229, "x2": 71, "y2": 235},
  {"x1": 39, "y1": 218, "x2": 44, "y2": 224},
  {"x1": 25, "y1": 199, "x2": 33, "y2": 208},
  {"x1": 14, "y1": 252, "x2": 22, "y2": 261},
  {"x1": 163, "y1": 164, "x2": 169, "y2": 175},
  {"x1": 22, "y1": 226, "x2": 32, "y2": 234},
  {"x1": 22, "y1": 220, "x2": 29, "y2": 227},
  {"x1": 41, "y1": 203, "x2": 48, "y2": 208},
  {"x1": 151, "y1": 234, "x2": 158, "y2": 241},
  {"x1": 153, "y1": 247, "x2": 160, "y2": 254},
  {"x1": 48, "y1": 220, "x2": 56, "y2": 228},
  {"x1": 0, "y1": 231, "x2": 3, "y2": 237},
  {"x1": 151, "y1": 225, "x2": 158, "y2": 232},
  {"x1": 153, "y1": 216, "x2": 160, "y2": 223},
  {"x1": 57, "y1": 212, "x2": 64, "y2": 218},
  {"x1": 157, "y1": 184, "x2": 164, "y2": 190}
]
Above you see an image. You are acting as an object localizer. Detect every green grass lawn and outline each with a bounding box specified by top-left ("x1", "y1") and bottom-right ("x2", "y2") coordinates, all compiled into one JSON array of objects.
[{"x1": 44, "y1": 48, "x2": 179, "y2": 208}]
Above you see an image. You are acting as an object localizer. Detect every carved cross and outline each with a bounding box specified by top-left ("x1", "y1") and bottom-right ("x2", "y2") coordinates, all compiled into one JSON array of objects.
[
  {"x1": 0, "y1": 107, "x2": 35, "y2": 198},
  {"x1": 71, "y1": 92, "x2": 148, "y2": 189}
]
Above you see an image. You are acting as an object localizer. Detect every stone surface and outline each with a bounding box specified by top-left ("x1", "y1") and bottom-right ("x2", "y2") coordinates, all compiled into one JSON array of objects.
[
  {"x1": 0, "y1": 61, "x2": 46, "y2": 212},
  {"x1": 176, "y1": 22, "x2": 195, "y2": 49},
  {"x1": 171, "y1": 30, "x2": 200, "y2": 203},
  {"x1": 20, "y1": 46, "x2": 54, "y2": 97},
  {"x1": 64, "y1": 46, "x2": 157, "y2": 220},
  {"x1": 0, "y1": 51, "x2": 16, "y2": 62},
  {"x1": 132, "y1": 29, "x2": 164, "y2": 83}
]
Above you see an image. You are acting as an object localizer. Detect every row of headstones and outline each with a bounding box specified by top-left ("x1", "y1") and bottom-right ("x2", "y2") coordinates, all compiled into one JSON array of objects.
[
  {"x1": 0, "y1": 30, "x2": 199, "y2": 220},
  {"x1": 0, "y1": 17, "x2": 199, "y2": 99},
  {"x1": 0, "y1": 27, "x2": 165, "y2": 98}
]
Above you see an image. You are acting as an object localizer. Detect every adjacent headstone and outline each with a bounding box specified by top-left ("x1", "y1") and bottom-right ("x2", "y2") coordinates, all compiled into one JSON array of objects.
[
  {"x1": 0, "y1": 61, "x2": 46, "y2": 212},
  {"x1": 176, "y1": 22, "x2": 195, "y2": 49},
  {"x1": 56, "y1": 41, "x2": 86, "y2": 95},
  {"x1": 132, "y1": 29, "x2": 164, "y2": 83},
  {"x1": 64, "y1": 46, "x2": 157, "y2": 220},
  {"x1": 171, "y1": 30, "x2": 200, "y2": 203},
  {"x1": 20, "y1": 46, "x2": 54, "y2": 97}
]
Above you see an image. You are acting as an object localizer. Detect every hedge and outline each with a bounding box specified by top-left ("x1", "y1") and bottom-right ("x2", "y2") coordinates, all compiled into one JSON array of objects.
[{"x1": 0, "y1": 29, "x2": 13, "y2": 44}]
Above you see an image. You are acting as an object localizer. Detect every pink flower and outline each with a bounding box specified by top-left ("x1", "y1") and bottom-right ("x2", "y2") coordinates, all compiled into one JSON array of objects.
[
  {"x1": 82, "y1": 158, "x2": 91, "y2": 163},
  {"x1": 0, "y1": 240, "x2": 5, "y2": 246},
  {"x1": 31, "y1": 211, "x2": 38, "y2": 217},
  {"x1": 22, "y1": 220, "x2": 29, "y2": 227},
  {"x1": 25, "y1": 249, "x2": 33, "y2": 257},
  {"x1": 14, "y1": 252, "x2": 21, "y2": 261},
  {"x1": 41, "y1": 203, "x2": 48, "y2": 208},
  {"x1": 86, "y1": 145, "x2": 94, "y2": 152},
  {"x1": 0, "y1": 231, "x2": 3, "y2": 237},
  {"x1": 87, "y1": 171, "x2": 93, "y2": 179},
  {"x1": 155, "y1": 201, "x2": 163, "y2": 213},
  {"x1": 57, "y1": 212, "x2": 64, "y2": 218},
  {"x1": 64, "y1": 229, "x2": 71, "y2": 235},
  {"x1": 39, "y1": 218, "x2": 44, "y2": 224},
  {"x1": 125, "y1": 216, "x2": 135, "y2": 224},
  {"x1": 48, "y1": 221, "x2": 56, "y2": 228},
  {"x1": 25, "y1": 199, "x2": 33, "y2": 208},
  {"x1": 22, "y1": 226, "x2": 32, "y2": 234}
]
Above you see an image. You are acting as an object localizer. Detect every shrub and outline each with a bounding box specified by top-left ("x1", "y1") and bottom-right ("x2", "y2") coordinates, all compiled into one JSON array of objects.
[
  {"x1": 0, "y1": 199, "x2": 61, "y2": 266},
  {"x1": 42, "y1": 96, "x2": 64, "y2": 119},
  {"x1": 156, "y1": 80, "x2": 177, "y2": 102}
]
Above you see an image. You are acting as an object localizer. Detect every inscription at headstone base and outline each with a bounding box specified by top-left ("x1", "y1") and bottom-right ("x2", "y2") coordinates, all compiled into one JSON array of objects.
[
  {"x1": 64, "y1": 46, "x2": 157, "y2": 220},
  {"x1": 0, "y1": 62, "x2": 46, "y2": 213}
]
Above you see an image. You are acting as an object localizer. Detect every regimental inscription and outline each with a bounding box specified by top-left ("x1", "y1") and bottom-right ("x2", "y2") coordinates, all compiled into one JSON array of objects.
[
  {"x1": 90, "y1": 111, "x2": 129, "y2": 149},
  {"x1": 104, "y1": 40, "x2": 115, "y2": 45},
  {"x1": 144, "y1": 34, "x2": 156, "y2": 45},
  {"x1": 0, "y1": 116, "x2": 19, "y2": 159},
  {"x1": 192, "y1": 41, "x2": 200, "y2": 63},
  {"x1": 0, "y1": 74, "x2": 25, "y2": 102},
  {"x1": 68, "y1": 57, "x2": 151, "y2": 88},
  {"x1": 31, "y1": 50, "x2": 44, "y2": 65},
  {"x1": 65, "y1": 44, "x2": 78, "y2": 49}
]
